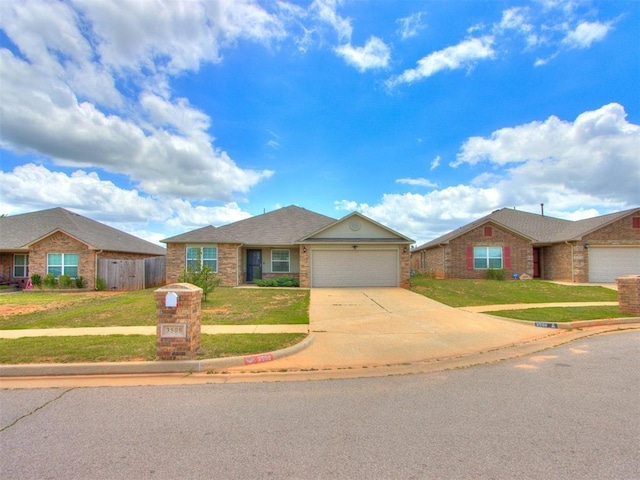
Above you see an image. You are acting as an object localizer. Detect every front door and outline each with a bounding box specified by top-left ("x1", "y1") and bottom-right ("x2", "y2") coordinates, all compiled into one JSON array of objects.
[
  {"x1": 246, "y1": 249, "x2": 262, "y2": 282},
  {"x1": 533, "y1": 248, "x2": 541, "y2": 278}
]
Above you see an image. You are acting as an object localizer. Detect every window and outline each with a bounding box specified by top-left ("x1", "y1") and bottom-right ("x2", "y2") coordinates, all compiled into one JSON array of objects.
[
  {"x1": 271, "y1": 249, "x2": 290, "y2": 273},
  {"x1": 14, "y1": 254, "x2": 29, "y2": 278},
  {"x1": 186, "y1": 246, "x2": 217, "y2": 272},
  {"x1": 47, "y1": 253, "x2": 79, "y2": 278},
  {"x1": 473, "y1": 246, "x2": 503, "y2": 269}
]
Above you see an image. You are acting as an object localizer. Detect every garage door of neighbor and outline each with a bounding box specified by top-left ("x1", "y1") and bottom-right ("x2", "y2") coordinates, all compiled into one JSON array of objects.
[
  {"x1": 311, "y1": 249, "x2": 398, "y2": 287},
  {"x1": 589, "y1": 247, "x2": 640, "y2": 282}
]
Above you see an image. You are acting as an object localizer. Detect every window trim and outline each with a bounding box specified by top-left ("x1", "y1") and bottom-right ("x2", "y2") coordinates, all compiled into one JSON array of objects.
[
  {"x1": 13, "y1": 254, "x2": 29, "y2": 278},
  {"x1": 473, "y1": 246, "x2": 503, "y2": 270},
  {"x1": 47, "y1": 253, "x2": 79, "y2": 278},
  {"x1": 186, "y1": 245, "x2": 218, "y2": 273},
  {"x1": 271, "y1": 249, "x2": 290, "y2": 273}
]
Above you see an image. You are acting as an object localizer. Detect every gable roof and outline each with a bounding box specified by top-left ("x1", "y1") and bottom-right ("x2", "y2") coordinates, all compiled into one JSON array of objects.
[
  {"x1": 0, "y1": 207, "x2": 166, "y2": 255},
  {"x1": 301, "y1": 212, "x2": 414, "y2": 243},
  {"x1": 162, "y1": 205, "x2": 337, "y2": 246},
  {"x1": 414, "y1": 207, "x2": 640, "y2": 251}
]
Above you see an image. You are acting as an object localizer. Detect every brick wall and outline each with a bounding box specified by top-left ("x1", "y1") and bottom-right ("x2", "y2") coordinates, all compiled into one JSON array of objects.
[
  {"x1": 399, "y1": 246, "x2": 411, "y2": 288},
  {"x1": 30, "y1": 232, "x2": 97, "y2": 289},
  {"x1": 165, "y1": 242, "x2": 239, "y2": 286},
  {"x1": 616, "y1": 275, "x2": 640, "y2": 315},
  {"x1": 299, "y1": 245, "x2": 310, "y2": 288}
]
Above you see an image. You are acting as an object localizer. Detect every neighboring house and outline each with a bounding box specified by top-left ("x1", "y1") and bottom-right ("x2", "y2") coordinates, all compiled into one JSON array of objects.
[
  {"x1": 0, "y1": 208, "x2": 166, "y2": 290},
  {"x1": 162, "y1": 205, "x2": 414, "y2": 288},
  {"x1": 411, "y1": 207, "x2": 640, "y2": 283}
]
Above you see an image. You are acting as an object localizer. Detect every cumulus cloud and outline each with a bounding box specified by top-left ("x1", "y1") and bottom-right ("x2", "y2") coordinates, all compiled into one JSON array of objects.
[
  {"x1": 335, "y1": 36, "x2": 390, "y2": 72},
  {"x1": 562, "y1": 21, "x2": 612, "y2": 49},
  {"x1": 386, "y1": 36, "x2": 495, "y2": 88},
  {"x1": 338, "y1": 104, "x2": 638, "y2": 245}
]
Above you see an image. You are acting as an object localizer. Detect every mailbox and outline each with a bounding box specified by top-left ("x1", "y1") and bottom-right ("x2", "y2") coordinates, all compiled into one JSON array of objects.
[{"x1": 165, "y1": 292, "x2": 179, "y2": 308}]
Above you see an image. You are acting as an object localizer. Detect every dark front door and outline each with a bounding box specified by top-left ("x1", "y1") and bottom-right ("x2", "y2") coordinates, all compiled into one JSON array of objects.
[
  {"x1": 533, "y1": 248, "x2": 541, "y2": 278},
  {"x1": 246, "y1": 249, "x2": 262, "y2": 282}
]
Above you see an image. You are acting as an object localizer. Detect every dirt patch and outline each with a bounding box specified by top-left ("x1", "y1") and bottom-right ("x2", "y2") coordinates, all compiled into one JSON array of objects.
[{"x1": 0, "y1": 291, "x2": 122, "y2": 317}]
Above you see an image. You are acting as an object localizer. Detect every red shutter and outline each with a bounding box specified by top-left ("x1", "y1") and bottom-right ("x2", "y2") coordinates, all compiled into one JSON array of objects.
[
  {"x1": 503, "y1": 246, "x2": 511, "y2": 269},
  {"x1": 466, "y1": 246, "x2": 474, "y2": 270},
  {"x1": 484, "y1": 226, "x2": 492, "y2": 237},
  {"x1": 633, "y1": 217, "x2": 640, "y2": 229}
]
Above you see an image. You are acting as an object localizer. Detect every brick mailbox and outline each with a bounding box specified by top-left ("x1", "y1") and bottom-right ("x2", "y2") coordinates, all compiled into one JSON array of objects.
[
  {"x1": 616, "y1": 275, "x2": 640, "y2": 316},
  {"x1": 154, "y1": 283, "x2": 202, "y2": 360}
]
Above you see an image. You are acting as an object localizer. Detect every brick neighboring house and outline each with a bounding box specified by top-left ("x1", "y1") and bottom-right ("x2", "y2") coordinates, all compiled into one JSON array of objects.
[
  {"x1": 162, "y1": 205, "x2": 414, "y2": 288},
  {"x1": 0, "y1": 208, "x2": 166, "y2": 290},
  {"x1": 411, "y1": 207, "x2": 640, "y2": 283}
]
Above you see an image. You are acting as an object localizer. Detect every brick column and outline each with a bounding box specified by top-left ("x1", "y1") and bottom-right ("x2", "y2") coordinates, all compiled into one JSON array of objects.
[
  {"x1": 154, "y1": 283, "x2": 202, "y2": 360},
  {"x1": 616, "y1": 275, "x2": 640, "y2": 316}
]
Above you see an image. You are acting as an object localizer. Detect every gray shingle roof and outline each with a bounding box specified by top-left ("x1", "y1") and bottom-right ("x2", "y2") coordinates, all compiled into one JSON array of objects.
[
  {"x1": 414, "y1": 207, "x2": 640, "y2": 251},
  {"x1": 162, "y1": 205, "x2": 337, "y2": 245},
  {"x1": 0, "y1": 207, "x2": 166, "y2": 255}
]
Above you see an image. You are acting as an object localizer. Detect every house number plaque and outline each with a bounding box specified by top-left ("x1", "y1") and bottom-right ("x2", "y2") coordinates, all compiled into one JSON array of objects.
[{"x1": 160, "y1": 324, "x2": 187, "y2": 338}]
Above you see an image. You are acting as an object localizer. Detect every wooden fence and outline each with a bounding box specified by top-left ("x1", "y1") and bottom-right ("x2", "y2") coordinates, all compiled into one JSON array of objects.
[{"x1": 97, "y1": 256, "x2": 166, "y2": 291}]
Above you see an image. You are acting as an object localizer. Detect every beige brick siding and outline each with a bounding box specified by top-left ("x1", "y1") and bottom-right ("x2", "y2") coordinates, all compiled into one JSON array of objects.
[{"x1": 165, "y1": 242, "x2": 239, "y2": 287}]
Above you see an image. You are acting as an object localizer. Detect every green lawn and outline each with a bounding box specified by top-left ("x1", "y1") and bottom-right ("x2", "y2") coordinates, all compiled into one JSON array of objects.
[
  {"x1": 485, "y1": 306, "x2": 636, "y2": 323},
  {"x1": 0, "y1": 333, "x2": 307, "y2": 364},
  {"x1": 410, "y1": 277, "x2": 617, "y2": 307},
  {"x1": 0, "y1": 287, "x2": 309, "y2": 329}
]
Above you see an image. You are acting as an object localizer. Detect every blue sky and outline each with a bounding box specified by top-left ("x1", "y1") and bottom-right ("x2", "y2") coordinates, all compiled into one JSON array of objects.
[{"x1": 1, "y1": 0, "x2": 638, "y2": 246}]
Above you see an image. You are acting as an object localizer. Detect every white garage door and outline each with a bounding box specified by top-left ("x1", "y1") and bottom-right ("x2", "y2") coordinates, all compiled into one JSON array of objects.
[
  {"x1": 589, "y1": 247, "x2": 640, "y2": 282},
  {"x1": 311, "y1": 249, "x2": 398, "y2": 287}
]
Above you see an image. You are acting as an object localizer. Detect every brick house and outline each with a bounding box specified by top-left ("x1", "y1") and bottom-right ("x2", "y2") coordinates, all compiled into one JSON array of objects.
[
  {"x1": 411, "y1": 207, "x2": 640, "y2": 283},
  {"x1": 0, "y1": 208, "x2": 166, "y2": 290},
  {"x1": 162, "y1": 205, "x2": 414, "y2": 288}
]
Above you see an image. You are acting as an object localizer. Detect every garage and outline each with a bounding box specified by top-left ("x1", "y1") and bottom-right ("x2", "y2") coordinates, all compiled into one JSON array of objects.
[
  {"x1": 588, "y1": 247, "x2": 640, "y2": 282},
  {"x1": 311, "y1": 249, "x2": 399, "y2": 287}
]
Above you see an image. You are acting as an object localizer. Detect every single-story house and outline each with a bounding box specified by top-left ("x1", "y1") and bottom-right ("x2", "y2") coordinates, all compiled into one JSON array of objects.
[
  {"x1": 162, "y1": 205, "x2": 414, "y2": 288},
  {"x1": 0, "y1": 207, "x2": 166, "y2": 290},
  {"x1": 411, "y1": 207, "x2": 640, "y2": 283}
]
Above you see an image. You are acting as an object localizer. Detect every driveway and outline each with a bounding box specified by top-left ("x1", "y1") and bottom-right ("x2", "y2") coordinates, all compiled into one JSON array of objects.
[{"x1": 247, "y1": 288, "x2": 561, "y2": 370}]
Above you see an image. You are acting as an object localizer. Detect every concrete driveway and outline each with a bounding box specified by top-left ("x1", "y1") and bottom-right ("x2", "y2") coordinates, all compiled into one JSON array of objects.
[{"x1": 249, "y1": 288, "x2": 560, "y2": 370}]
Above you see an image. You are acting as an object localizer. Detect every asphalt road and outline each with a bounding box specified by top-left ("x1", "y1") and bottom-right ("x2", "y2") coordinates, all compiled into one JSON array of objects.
[{"x1": 1, "y1": 331, "x2": 638, "y2": 480}]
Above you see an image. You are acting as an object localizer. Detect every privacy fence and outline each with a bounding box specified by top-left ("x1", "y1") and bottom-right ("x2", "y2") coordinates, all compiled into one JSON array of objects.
[{"x1": 97, "y1": 256, "x2": 166, "y2": 291}]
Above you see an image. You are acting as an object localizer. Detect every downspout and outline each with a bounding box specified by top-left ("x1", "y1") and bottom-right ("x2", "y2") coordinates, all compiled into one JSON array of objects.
[{"x1": 565, "y1": 241, "x2": 574, "y2": 283}]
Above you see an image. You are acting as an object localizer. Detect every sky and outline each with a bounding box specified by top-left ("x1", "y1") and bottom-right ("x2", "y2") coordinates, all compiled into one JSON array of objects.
[{"x1": 1, "y1": 0, "x2": 639, "y2": 247}]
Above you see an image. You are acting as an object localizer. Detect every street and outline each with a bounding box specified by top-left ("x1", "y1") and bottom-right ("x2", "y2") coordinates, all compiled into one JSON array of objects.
[{"x1": 1, "y1": 330, "x2": 638, "y2": 479}]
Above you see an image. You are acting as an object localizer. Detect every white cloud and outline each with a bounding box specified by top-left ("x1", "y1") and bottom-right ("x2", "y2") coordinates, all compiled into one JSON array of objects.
[
  {"x1": 310, "y1": 0, "x2": 352, "y2": 43},
  {"x1": 335, "y1": 36, "x2": 390, "y2": 72},
  {"x1": 562, "y1": 21, "x2": 612, "y2": 49},
  {"x1": 396, "y1": 12, "x2": 426, "y2": 40},
  {"x1": 396, "y1": 178, "x2": 437, "y2": 188},
  {"x1": 430, "y1": 156, "x2": 441, "y2": 170},
  {"x1": 386, "y1": 36, "x2": 495, "y2": 88}
]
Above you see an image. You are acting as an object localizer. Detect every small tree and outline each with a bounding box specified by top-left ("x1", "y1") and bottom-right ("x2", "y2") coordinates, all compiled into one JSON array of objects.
[{"x1": 178, "y1": 251, "x2": 221, "y2": 301}]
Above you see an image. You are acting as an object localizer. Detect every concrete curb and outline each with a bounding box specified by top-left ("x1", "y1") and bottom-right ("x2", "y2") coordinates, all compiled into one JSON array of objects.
[
  {"x1": 0, "y1": 333, "x2": 315, "y2": 377},
  {"x1": 483, "y1": 315, "x2": 640, "y2": 329}
]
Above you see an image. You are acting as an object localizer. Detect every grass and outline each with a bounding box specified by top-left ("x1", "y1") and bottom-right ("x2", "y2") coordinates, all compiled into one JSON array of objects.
[
  {"x1": 410, "y1": 277, "x2": 618, "y2": 307},
  {"x1": 0, "y1": 287, "x2": 309, "y2": 329},
  {"x1": 485, "y1": 306, "x2": 636, "y2": 323},
  {"x1": 0, "y1": 333, "x2": 307, "y2": 364}
]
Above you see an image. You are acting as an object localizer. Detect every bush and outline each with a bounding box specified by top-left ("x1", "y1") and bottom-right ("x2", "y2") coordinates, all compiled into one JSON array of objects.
[
  {"x1": 254, "y1": 277, "x2": 300, "y2": 288},
  {"x1": 43, "y1": 273, "x2": 56, "y2": 289},
  {"x1": 30, "y1": 274, "x2": 42, "y2": 289},
  {"x1": 75, "y1": 276, "x2": 86, "y2": 289},
  {"x1": 486, "y1": 268, "x2": 506, "y2": 281},
  {"x1": 95, "y1": 278, "x2": 107, "y2": 291},
  {"x1": 58, "y1": 274, "x2": 72, "y2": 289}
]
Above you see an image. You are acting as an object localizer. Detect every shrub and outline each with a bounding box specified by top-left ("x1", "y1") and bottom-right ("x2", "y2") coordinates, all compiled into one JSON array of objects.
[
  {"x1": 178, "y1": 263, "x2": 221, "y2": 302},
  {"x1": 58, "y1": 274, "x2": 72, "y2": 289},
  {"x1": 75, "y1": 276, "x2": 86, "y2": 289},
  {"x1": 30, "y1": 274, "x2": 42, "y2": 289},
  {"x1": 254, "y1": 277, "x2": 300, "y2": 287},
  {"x1": 95, "y1": 278, "x2": 107, "y2": 291},
  {"x1": 43, "y1": 273, "x2": 56, "y2": 289},
  {"x1": 486, "y1": 268, "x2": 506, "y2": 281}
]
